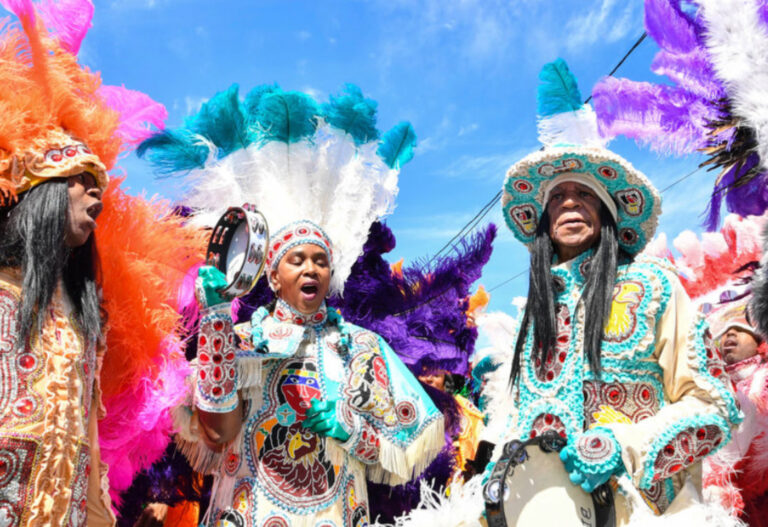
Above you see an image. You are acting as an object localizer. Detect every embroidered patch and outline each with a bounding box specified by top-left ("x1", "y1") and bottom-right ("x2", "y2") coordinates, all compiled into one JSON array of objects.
[
  {"x1": 249, "y1": 359, "x2": 343, "y2": 511},
  {"x1": 604, "y1": 280, "x2": 644, "y2": 343},
  {"x1": 262, "y1": 514, "x2": 290, "y2": 527},
  {"x1": 652, "y1": 425, "x2": 723, "y2": 481},
  {"x1": 395, "y1": 400, "x2": 417, "y2": 426},
  {"x1": 583, "y1": 381, "x2": 659, "y2": 426},
  {"x1": 344, "y1": 347, "x2": 398, "y2": 428},
  {"x1": 344, "y1": 478, "x2": 369, "y2": 527},
  {"x1": 0, "y1": 436, "x2": 39, "y2": 527},
  {"x1": 509, "y1": 204, "x2": 537, "y2": 236},
  {"x1": 529, "y1": 412, "x2": 567, "y2": 440},
  {"x1": 615, "y1": 188, "x2": 645, "y2": 216},
  {"x1": 639, "y1": 479, "x2": 675, "y2": 515},
  {"x1": 352, "y1": 422, "x2": 380, "y2": 464},
  {"x1": 534, "y1": 303, "x2": 570, "y2": 383},
  {"x1": 197, "y1": 311, "x2": 237, "y2": 408},
  {"x1": 66, "y1": 445, "x2": 89, "y2": 527},
  {"x1": 0, "y1": 290, "x2": 44, "y2": 426}
]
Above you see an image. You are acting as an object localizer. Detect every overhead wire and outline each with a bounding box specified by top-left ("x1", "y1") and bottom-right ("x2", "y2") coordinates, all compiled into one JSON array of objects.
[{"x1": 428, "y1": 31, "x2": 649, "y2": 264}]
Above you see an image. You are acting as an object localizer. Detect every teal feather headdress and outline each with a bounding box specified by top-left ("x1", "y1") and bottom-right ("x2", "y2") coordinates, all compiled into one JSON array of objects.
[
  {"x1": 138, "y1": 83, "x2": 417, "y2": 294},
  {"x1": 535, "y1": 58, "x2": 604, "y2": 148}
]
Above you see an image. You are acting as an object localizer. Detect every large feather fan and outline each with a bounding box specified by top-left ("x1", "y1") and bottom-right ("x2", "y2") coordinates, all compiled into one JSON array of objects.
[{"x1": 138, "y1": 83, "x2": 416, "y2": 295}]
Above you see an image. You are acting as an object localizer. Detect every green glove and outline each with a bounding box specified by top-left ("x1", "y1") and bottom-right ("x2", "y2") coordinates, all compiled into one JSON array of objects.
[
  {"x1": 301, "y1": 399, "x2": 351, "y2": 442},
  {"x1": 195, "y1": 265, "x2": 229, "y2": 308}
]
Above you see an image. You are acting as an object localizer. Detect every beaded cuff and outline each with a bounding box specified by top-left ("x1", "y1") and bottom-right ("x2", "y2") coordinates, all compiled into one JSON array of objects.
[{"x1": 195, "y1": 304, "x2": 239, "y2": 413}]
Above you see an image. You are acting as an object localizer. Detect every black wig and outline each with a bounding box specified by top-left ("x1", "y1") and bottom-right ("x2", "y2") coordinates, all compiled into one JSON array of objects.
[
  {"x1": 510, "y1": 205, "x2": 624, "y2": 385},
  {"x1": 0, "y1": 180, "x2": 102, "y2": 345}
]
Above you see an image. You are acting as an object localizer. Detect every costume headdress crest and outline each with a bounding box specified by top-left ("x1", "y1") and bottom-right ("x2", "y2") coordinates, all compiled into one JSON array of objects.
[
  {"x1": 592, "y1": 0, "x2": 768, "y2": 230},
  {"x1": 139, "y1": 83, "x2": 416, "y2": 294},
  {"x1": 502, "y1": 59, "x2": 662, "y2": 255},
  {"x1": 0, "y1": 0, "x2": 165, "y2": 203}
]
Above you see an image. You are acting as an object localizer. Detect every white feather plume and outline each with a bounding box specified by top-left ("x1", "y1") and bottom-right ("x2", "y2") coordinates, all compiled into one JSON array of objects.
[
  {"x1": 695, "y1": 0, "x2": 768, "y2": 172},
  {"x1": 177, "y1": 122, "x2": 399, "y2": 294}
]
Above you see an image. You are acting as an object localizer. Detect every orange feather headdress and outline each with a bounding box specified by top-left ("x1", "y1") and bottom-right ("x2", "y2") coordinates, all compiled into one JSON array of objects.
[{"x1": 0, "y1": 0, "x2": 160, "y2": 203}]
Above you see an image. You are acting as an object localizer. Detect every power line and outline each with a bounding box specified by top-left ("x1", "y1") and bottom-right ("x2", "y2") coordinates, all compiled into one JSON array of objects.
[{"x1": 429, "y1": 31, "x2": 649, "y2": 263}]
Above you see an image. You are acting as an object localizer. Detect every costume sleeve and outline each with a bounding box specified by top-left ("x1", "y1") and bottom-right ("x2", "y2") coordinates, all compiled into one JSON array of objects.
[
  {"x1": 602, "y1": 274, "x2": 743, "y2": 492},
  {"x1": 336, "y1": 331, "x2": 445, "y2": 485}
]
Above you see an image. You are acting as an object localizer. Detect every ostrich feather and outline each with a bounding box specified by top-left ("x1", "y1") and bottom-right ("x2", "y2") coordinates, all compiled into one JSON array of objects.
[
  {"x1": 694, "y1": 0, "x2": 768, "y2": 173},
  {"x1": 536, "y1": 58, "x2": 582, "y2": 117},
  {"x1": 322, "y1": 83, "x2": 380, "y2": 146},
  {"x1": 377, "y1": 121, "x2": 416, "y2": 169},
  {"x1": 254, "y1": 89, "x2": 320, "y2": 144},
  {"x1": 37, "y1": 0, "x2": 93, "y2": 54},
  {"x1": 97, "y1": 84, "x2": 168, "y2": 145}
]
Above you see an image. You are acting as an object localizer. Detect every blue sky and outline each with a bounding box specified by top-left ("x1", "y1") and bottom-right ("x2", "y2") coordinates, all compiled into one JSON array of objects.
[{"x1": 9, "y1": 0, "x2": 716, "y2": 315}]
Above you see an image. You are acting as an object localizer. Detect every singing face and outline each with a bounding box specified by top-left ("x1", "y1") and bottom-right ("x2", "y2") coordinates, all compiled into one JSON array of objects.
[
  {"x1": 546, "y1": 181, "x2": 602, "y2": 262},
  {"x1": 271, "y1": 243, "x2": 331, "y2": 314},
  {"x1": 64, "y1": 172, "x2": 103, "y2": 247},
  {"x1": 721, "y1": 327, "x2": 760, "y2": 364}
]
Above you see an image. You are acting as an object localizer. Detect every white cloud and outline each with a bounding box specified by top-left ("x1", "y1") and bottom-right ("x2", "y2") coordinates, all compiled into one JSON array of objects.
[
  {"x1": 438, "y1": 147, "x2": 534, "y2": 182},
  {"x1": 183, "y1": 95, "x2": 207, "y2": 115},
  {"x1": 565, "y1": 0, "x2": 642, "y2": 51},
  {"x1": 301, "y1": 85, "x2": 323, "y2": 99},
  {"x1": 296, "y1": 30, "x2": 312, "y2": 41}
]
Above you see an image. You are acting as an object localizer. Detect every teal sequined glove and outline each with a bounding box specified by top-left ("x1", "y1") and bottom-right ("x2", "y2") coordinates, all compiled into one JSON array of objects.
[
  {"x1": 195, "y1": 265, "x2": 229, "y2": 308},
  {"x1": 302, "y1": 399, "x2": 352, "y2": 442},
  {"x1": 560, "y1": 427, "x2": 625, "y2": 493}
]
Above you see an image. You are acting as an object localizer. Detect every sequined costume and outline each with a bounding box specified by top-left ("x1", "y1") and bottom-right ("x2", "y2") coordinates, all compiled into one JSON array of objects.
[
  {"x1": 175, "y1": 298, "x2": 444, "y2": 527},
  {"x1": 0, "y1": 269, "x2": 114, "y2": 526}
]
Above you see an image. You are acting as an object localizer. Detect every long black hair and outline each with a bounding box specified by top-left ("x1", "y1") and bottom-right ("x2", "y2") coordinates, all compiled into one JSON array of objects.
[
  {"x1": 0, "y1": 180, "x2": 102, "y2": 345},
  {"x1": 510, "y1": 205, "x2": 624, "y2": 385}
]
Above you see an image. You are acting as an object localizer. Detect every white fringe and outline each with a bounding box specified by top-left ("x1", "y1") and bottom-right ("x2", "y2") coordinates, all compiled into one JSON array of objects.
[
  {"x1": 367, "y1": 417, "x2": 445, "y2": 486},
  {"x1": 695, "y1": 0, "x2": 768, "y2": 172}
]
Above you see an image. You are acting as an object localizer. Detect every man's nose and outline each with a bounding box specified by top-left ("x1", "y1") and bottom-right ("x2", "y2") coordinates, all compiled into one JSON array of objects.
[{"x1": 87, "y1": 186, "x2": 102, "y2": 200}]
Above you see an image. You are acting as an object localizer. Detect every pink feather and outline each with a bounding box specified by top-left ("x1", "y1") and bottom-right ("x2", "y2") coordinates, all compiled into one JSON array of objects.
[
  {"x1": 0, "y1": 0, "x2": 35, "y2": 19},
  {"x1": 98, "y1": 84, "x2": 168, "y2": 144},
  {"x1": 37, "y1": 0, "x2": 93, "y2": 54}
]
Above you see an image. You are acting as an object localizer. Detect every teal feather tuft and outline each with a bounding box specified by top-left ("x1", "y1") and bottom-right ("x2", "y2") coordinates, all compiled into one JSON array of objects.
[
  {"x1": 185, "y1": 84, "x2": 249, "y2": 157},
  {"x1": 243, "y1": 84, "x2": 279, "y2": 133},
  {"x1": 254, "y1": 90, "x2": 320, "y2": 144},
  {"x1": 322, "y1": 83, "x2": 380, "y2": 145},
  {"x1": 377, "y1": 121, "x2": 416, "y2": 169},
  {"x1": 537, "y1": 58, "x2": 583, "y2": 117},
  {"x1": 136, "y1": 129, "x2": 209, "y2": 173}
]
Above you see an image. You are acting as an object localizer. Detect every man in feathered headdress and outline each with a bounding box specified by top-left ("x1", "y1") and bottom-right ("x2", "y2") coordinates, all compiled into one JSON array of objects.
[
  {"x1": 0, "y1": 1, "x2": 204, "y2": 525},
  {"x1": 139, "y1": 84, "x2": 445, "y2": 526},
  {"x1": 482, "y1": 59, "x2": 742, "y2": 525}
]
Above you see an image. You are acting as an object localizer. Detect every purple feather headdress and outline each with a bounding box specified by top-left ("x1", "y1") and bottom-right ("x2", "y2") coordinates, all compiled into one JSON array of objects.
[{"x1": 592, "y1": 0, "x2": 768, "y2": 229}]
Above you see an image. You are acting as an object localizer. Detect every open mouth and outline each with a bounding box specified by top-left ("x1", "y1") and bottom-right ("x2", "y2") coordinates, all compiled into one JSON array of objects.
[
  {"x1": 86, "y1": 202, "x2": 103, "y2": 221},
  {"x1": 300, "y1": 284, "x2": 319, "y2": 296}
]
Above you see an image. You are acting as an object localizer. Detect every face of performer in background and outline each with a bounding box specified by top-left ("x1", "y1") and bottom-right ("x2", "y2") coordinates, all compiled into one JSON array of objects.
[
  {"x1": 547, "y1": 181, "x2": 602, "y2": 262},
  {"x1": 271, "y1": 243, "x2": 331, "y2": 314},
  {"x1": 721, "y1": 326, "x2": 761, "y2": 364},
  {"x1": 418, "y1": 371, "x2": 446, "y2": 392},
  {"x1": 65, "y1": 172, "x2": 103, "y2": 247}
]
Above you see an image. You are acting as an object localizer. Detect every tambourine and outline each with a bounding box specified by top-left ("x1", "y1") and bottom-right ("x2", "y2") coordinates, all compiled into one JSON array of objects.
[
  {"x1": 483, "y1": 432, "x2": 615, "y2": 527},
  {"x1": 206, "y1": 203, "x2": 269, "y2": 299}
]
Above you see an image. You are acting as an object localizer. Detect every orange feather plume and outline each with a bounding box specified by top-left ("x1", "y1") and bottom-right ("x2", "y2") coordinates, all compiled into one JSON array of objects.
[{"x1": 0, "y1": 4, "x2": 122, "y2": 203}]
